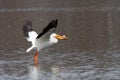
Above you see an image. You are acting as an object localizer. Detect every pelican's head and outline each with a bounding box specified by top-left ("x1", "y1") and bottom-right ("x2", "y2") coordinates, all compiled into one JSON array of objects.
[{"x1": 50, "y1": 33, "x2": 68, "y2": 43}]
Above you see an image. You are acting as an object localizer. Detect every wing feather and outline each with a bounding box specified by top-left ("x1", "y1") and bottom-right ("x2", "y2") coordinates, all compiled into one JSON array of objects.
[
  {"x1": 23, "y1": 20, "x2": 33, "y2": 38},
  {"x1": 23, "y1": 20, "x2": 38, "y2": 44},
  {"x1": 36, "y1": 19, "x2": 58, "y2": 39}
]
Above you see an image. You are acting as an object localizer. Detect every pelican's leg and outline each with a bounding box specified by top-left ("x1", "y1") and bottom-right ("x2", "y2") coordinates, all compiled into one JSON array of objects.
[{"x1": 34, "y1": 51, "x2": 39, "y2": 66}]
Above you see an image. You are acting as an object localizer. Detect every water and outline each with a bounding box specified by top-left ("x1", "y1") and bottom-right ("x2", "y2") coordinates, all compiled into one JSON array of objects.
[{"x1": 0, "y1": 0, "x2": 120, "y2": 80}]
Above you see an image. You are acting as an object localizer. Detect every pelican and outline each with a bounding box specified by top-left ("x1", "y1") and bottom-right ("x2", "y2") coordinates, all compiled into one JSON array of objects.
[{"x1": 23, "y1": 19, "x2": 67, "y2": 64}]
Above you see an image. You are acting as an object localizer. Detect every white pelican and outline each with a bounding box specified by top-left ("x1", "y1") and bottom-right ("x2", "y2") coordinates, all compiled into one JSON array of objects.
[{"x1": 23, "y1": 19, "x2": 67, "y2": 64}]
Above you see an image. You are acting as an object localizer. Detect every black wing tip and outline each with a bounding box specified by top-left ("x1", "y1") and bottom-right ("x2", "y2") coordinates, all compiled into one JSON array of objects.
[
  {"x1": 26, "y1": 20, "x2": 32, "y2": 26},
  {"x1": 23, "y1": 20, "x2": 33, "y2": 31},
  {"x1": 36, "y1": 19, "x2": 58, "y2": 39},
  {"x1": 23, "y1": 20, "x2": 33, "y2": 37},
  {"x1": 24, "y1": 20, "x2": 33, "y2": 29},
  {"x1": 50, "y1": 19, "x2": 58, "y2": 27}
]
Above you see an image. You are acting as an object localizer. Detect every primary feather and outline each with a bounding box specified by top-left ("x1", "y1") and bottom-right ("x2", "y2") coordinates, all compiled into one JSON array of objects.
[
  {"x1": 23, "y1": 20, "x2": 33, "y2": 38},
  {"x1": 36, "y1": 19, "x2": 58, "y2": 39}
]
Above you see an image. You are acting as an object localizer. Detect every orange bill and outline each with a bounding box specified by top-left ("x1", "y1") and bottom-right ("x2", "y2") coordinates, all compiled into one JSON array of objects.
[{"x1": 55, "y1": 34, "x2": 68, "y2": 40}]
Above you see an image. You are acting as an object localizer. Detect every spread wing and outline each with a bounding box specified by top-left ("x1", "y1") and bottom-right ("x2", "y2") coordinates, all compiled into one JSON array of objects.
[
  {"x1": 36, "y1": 19, "x2": 58, "y2": 41},
  {"x1": 23, "y1": 20, "x2": 38, "y2": 44}
]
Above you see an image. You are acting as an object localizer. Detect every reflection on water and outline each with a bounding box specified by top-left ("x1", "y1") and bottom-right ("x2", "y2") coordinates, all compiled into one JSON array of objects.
[
  {"x1": 0, "y1": 0, "x2": 120, "y2": 80},
  {"x1": 29, "y1": 65, "x2": 61, "y2": 80},
  {"x1": 28, "y1": 63, "x2": 80, "y2": 80},
  {"x1": 29, "y1": 66, "x2": 39, "y2": 80}
]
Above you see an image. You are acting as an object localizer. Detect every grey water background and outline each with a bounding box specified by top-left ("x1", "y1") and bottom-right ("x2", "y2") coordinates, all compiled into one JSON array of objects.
[{"x1": 0, "y1": 0, "x2": 120, "y2": 80}]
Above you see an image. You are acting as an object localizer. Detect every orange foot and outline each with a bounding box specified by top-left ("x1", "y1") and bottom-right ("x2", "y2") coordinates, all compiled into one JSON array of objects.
[{"x1": 34, "y1": 51, "x2": 39, "y2": 66}]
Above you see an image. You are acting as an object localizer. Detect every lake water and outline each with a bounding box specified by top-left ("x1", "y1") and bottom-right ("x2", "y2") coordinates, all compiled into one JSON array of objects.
[{"x1": 0, "y1": 0, "x2": 120, "y2": 80}]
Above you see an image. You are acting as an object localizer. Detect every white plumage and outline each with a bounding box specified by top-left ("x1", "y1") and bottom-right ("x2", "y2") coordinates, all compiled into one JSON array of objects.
[
  {"x1": 26, "y1": 31, "x2": 38, "y2": 52},
  {"x1": 35, "y1": 33, "x2": 58, "y2": 51}
]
